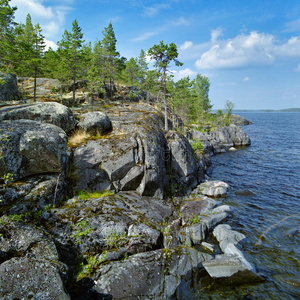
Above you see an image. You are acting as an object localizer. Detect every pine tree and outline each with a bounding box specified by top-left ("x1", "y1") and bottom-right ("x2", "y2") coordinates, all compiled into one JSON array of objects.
[
  {"x1": 57, "y1": 18, "x2": 84, "y2": 106},
  {"x1": 32, "y1": 23, "x2": 45, "y2": 102},
  {"x1": 193, "y1": 74, "x2": 212, "y2": 118},
  {"x1": 0, "y1": 0, "x2": 17, "y2": 71},
  {"x1": 102, "y1": 22, "x2": 119, "y2": 101},
  {"x1": 123, "y1": 57, "x2": 139, "y2": 86},
  {"x1": 148, "y1": 41, "x2": 183, "y2": 131}
]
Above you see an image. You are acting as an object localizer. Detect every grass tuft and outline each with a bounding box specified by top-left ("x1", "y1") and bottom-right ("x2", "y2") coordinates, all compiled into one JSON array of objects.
[{"x1": 77, "y1": 190, "x2": 115, "y2": 200}]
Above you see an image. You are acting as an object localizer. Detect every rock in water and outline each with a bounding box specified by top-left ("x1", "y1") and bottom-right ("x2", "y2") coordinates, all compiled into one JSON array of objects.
[{"x1": 199, "y1": 180, "x2": 229, "y2": 197}]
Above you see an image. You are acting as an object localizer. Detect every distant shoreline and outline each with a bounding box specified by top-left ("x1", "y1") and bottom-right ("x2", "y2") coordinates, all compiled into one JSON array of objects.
[{"x1": 214, "y1": 108, "x2": 300, "y2": 113}]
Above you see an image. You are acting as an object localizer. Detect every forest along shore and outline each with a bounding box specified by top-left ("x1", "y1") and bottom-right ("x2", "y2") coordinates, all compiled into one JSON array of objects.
[{"x1": 0, "y1": 93, "x2": 264, "y2": 299}]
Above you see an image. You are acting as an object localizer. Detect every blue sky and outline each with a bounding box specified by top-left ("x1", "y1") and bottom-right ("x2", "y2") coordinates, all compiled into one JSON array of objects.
[{"x1": 10, "y1": 0, "x2": 300, "y2": 110}]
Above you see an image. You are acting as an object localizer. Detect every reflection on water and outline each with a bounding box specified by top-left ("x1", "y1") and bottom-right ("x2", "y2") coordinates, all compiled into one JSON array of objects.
[{"x1": 187, "y1": 113, "x2": 300, "y2": 299}]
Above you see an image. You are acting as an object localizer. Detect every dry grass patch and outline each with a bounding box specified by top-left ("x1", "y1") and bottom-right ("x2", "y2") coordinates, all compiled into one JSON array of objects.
[{"x1": 68, "y1": 130, "x2": 91, "y2": 148}]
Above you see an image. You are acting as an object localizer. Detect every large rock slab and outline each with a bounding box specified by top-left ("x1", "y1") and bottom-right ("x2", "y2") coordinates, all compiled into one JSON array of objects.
[
  {"x1": 0, "y1": 257, "x2": 70, "y2": 300},
  {"x1": 0, "y1": 73, "x2": 19, "y2": 101},
  {"x1": 72, "y1": 105, "x2": 202, "y2": 199},
  {"x1": 0, "y1": 120, "x2": 68, "y2": 181},
  {"x1": 0, "y1": 102, "x2": 76, "y2": 133},
  {"x1": 77, "y1": 111, "x2": 112, "y2": 135},
  {"x1": 167, "y1": 131, "x2": 199, "y2": 195},
  {"x1": 93, "y1": 248, "x2": 212, "y2": 299}
]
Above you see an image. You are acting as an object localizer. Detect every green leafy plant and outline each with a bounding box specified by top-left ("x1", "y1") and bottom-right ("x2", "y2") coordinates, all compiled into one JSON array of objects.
[
  {"x1": 191, "y1": 139, "x2": 204, "y2": 154},
  {"x1": 105, "y1": 231, "x2": 128, "y2": 249},
  {"x1": 72, "y1": 220, "x2": 95, "y2": 244},
  {"x1": 191, "y1": 214, "x2": 201, "y2": 225}
]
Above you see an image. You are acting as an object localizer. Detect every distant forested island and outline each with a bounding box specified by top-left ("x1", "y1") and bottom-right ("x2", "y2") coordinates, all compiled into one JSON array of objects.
[{"x1": 229, "y1": 108, "x2": 300, "y2": 113}]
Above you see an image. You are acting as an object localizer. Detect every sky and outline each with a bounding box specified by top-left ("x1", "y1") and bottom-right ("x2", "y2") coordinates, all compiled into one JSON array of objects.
[{"x1": 9, "y1": 0, "x2": 300, "y2": 110}]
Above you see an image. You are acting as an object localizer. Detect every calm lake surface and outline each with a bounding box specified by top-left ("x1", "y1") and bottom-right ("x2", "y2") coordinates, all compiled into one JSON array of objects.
[{"x1": 184, "y1": 112, "x2": 300, "y2": 299}]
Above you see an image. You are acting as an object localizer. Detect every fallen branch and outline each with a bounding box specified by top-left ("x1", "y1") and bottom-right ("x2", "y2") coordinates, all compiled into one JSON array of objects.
[{"x1": 255, "y1": 214, "x2": 300, "y2": 246}]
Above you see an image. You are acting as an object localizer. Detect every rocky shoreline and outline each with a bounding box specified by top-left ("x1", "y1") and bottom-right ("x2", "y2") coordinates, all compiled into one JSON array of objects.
[{"x1": 0, "y1": 99, "x2": 263, "y2": 299}]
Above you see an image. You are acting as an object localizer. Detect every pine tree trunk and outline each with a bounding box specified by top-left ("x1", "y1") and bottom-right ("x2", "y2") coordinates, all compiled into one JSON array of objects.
[
  {"x1": 33, "y1": 67, "x2": 37, "y2": 102},
  {"x1": 163, "y1": 68, "x2": 168, "y2": 132}
]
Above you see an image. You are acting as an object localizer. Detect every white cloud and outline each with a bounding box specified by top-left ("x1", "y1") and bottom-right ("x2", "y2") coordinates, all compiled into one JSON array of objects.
[
  {"x1": 284, "y1": 18, "x2": 300, "y2": 32},
  {"x1": 11, "y1": 0, "x2": 72, "y2": 39},
  {"x1": 211, "y1": 27, "x2": 223, "y2": 43},
  {"x1": 170, "y1": 68, "x2": 197, "y2": 81},
  {"x1": 143, "y1": 3, "x2": 170, "y2": 17},
  {"x1": 180, "y1": 41, "x2": 193, "y2": 50},
  {"x1": 196, "y1": 31, "x2": 275, "y2": 69},
  {"x1": 44, "y1": 39, "x2": 58, "y2": 51},
  {"x1": 130, "y1": 31, "x2": 157, "y2": 42},
  {"x1": 172, "y1": 17, "x2": 190, "y2": 26},
  {"x1": 294, "y1": 64, "x2": 300, "y2": 72},
  {"x1": 274, "y1": 36, "x2": 300, "y2": 56},
  {"x1": 243, "y1": 77, "x2": 250, "y2": 82}
]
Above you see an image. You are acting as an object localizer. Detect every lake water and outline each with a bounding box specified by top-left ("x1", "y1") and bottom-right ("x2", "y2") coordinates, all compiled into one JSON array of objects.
[{"x1": 184, "y1": 112, "x2": 300, "y2": 299}]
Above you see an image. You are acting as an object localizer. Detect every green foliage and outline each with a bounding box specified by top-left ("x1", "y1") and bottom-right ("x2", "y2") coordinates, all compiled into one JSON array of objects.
[
  {"x1": 77, "y1": 190, "x2": 115, "y2": 200},
  {"x1": 224, "y1": 100, "x2": 235, "y2": 125},
  {"x1": 72, "y1": 220, "x2": 95, "y2": 244},
  {"x1": 76, "y1": 253, "x2": 106, "y2": 280},
  {"x1": 105, "y1": 231, "x2": 128, "y2": 249},
  {"x1": 191, "y1": 140, "x2": 204, "y2": 154},
  {"x1": 190, "y1": 214, "x2": 201, "y2": 225},
  {"x1": 148, "y1": 40, "x2": 183, "y2": 131}
]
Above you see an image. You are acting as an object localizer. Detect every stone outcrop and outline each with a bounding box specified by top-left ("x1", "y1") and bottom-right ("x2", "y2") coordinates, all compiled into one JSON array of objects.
[
  {"x1": 202, "y1": 224, "x2": 264, "y2": 284},
  {"x1": 0, "y1": 119, "x2": 68, "y2": 181},
  {"x1": 77, "y1": 111, "x2": 112, "y2": 135},
  {"x1": 0, "y1": 222, "x2": 69, "y2": 299},
  {"x1": 0, "y1": 73, "x2": 19, "y2": 101},
  {"x1": 71, "y1": 104, "x2": 206, "y2": 199},
  {"x1": 190, "y1": 124, "x2": 251, "y2": 156},
  {"x1": 230, "y1": 114, "x2": 253, "y2": 125},
  {"x1": 0, "y1": 102, "x2": 76, "y2": 133}
]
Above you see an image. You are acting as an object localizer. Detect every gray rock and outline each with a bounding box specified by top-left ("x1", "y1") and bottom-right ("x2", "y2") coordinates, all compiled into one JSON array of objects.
[
  {"x1": 0, "y1": 120, "x2": 68, "y2": 181},
  {"x1": 212, "y1": 127, "x2": 234, "y2": 147},
  {"x1": 230, "y1": 114, "x2": 253, "y2": 126},
  {"x1": 202, "y1": 254, "x2": 264, "y2": 284},
  {"x1": 0, "y1": 102, "x2": 76, "y2": 133},
  {"x1": 200, "y1": 180, "x2": 229, "y2": 198},
  {"x1": 0, "y1": 175, "x2": 67, "y2": 215},
  {"x1": 182, "y1": 223, "x2": 207, "y2": 244},
  {"x1": 0, "y1": 223, "x2": 59, "y2": 263},
  {"x1": 93, "y1": 247, "x2": 212, "y2": 299},
  {"x1": 213, "y1": 224, "x2": 247, "y2": 252},
  {"x1": 0, "y1": 257, "x2": 70, "y2": 300},
  {"x1": 227, "y1": 124, "x2": 251, "y2": 146},
  {"x1": 128, "y1": 223, "x2": 161, "y2": 247},
  {"x1": 201, "y1": 241, "x2": 215, "y2": 253},
  {"x1": 77, "y1": 111, "x2": 112, "y2": 135},
  {"x1": 0, "y1": 73, "x2": 19, "y2": 101}
]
